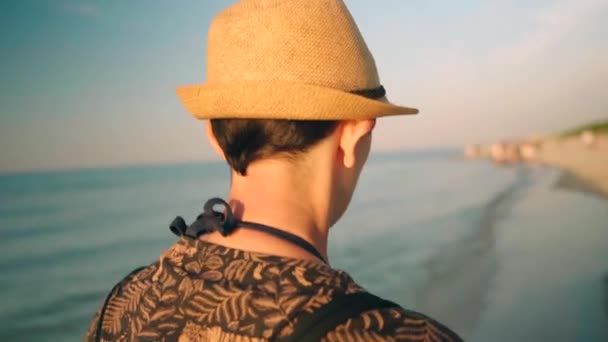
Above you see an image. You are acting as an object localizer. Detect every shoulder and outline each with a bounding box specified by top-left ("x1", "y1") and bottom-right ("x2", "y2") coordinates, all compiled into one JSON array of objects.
[
  {"x1": 324, "y1": 297, "x2": 463, "y2": 342},
  {"x1": 84, "y1": 264, "x2": 159, "y2": 341},
  {"x1": 315, "y1": 270, "x2": 463, "y2": 341}
]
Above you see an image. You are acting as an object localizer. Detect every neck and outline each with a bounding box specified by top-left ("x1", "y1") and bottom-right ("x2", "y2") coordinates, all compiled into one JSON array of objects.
[{"x1": 200, "y1": 159, "x2": 332, "y2": 263}]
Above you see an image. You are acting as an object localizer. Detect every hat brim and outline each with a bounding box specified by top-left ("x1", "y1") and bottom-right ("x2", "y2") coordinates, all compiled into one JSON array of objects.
[{"x1": 176, "y1": 82, "x2": 418, "y2": 120}]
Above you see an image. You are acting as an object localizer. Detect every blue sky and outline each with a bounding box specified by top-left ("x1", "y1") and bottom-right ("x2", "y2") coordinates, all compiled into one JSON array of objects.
[{"x1": 1, "y1": 0, "x2": 607, "y2": 172}]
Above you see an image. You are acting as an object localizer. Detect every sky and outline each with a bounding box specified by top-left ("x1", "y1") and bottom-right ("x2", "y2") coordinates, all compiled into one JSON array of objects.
[{"x1": 1, "y1": 0, "x2": 607, "y2": 172}]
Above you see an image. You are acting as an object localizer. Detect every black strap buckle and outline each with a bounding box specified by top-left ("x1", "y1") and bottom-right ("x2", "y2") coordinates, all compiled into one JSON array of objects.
[{"x1": 170, "y1": 198, "x2": 237, "y2": 238}]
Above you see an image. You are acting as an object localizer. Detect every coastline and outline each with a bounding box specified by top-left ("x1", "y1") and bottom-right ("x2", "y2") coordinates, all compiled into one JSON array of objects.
[
  {"x1": 554, "y1": 169, "x2": 608, "y2": 200},
  {"x1": 415, "y1": 166, "x2": 531, "y2": 338},
  {"x1": 538, "y1": 135, "x2": 608, "y2": 198},
  {"x1": 418, "y1": 144, "x2": 608, "y2": 340},
  {"x1": 470, "y1": 165, "x2": 608, "y2": 342}
]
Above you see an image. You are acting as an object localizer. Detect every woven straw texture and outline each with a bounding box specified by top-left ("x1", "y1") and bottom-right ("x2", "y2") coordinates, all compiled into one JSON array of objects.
[{"x1": 176, "y1": 0, "x2": 418, "y2": 120}]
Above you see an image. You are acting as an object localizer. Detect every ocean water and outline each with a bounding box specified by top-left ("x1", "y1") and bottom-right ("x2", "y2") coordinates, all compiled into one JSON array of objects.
[{"x1": 1, "y1": 150, "x2": 607, "y2": 341}]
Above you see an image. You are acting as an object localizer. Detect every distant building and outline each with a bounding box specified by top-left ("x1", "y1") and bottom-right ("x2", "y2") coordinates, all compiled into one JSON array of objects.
[
  {"x1": 489, "y1": 142, "x2": 521, "y2": 164},
  {"x1": 581, "y1": 130, "x2": 596, "y2": 148},
  {"x1": 490, "y1": 142, "x2": 507, "y2": 163},
  {"x1": 520, "y1": 143, "x2": 538, "y2": 161}
]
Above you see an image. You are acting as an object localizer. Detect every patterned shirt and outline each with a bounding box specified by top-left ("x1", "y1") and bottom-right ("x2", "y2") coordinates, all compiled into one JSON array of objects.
[{"x1": 86, "y1": 237, "x2": 462, "y2": 341}]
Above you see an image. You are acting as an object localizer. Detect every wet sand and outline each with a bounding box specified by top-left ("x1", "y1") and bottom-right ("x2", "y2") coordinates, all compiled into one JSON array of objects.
[
  {"x1": 539, "y1": 135, "x2": 608, "y2": 197},
  {"x1": 418, "y1": 161, "x2": 608, "y2": 341},
  {"x1": 470, "y1": 167, "x2": 608, "y2": 342},
  {"x1": 417, "y1": 167, "x2": 530, "y2": 338}
]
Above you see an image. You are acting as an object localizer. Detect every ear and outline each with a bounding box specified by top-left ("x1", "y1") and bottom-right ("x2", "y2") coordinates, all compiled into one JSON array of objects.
[
  {"x1": 206, "y1": 121, "x2": 227, "y2": 161},
  {"x1": 339, "y1": 119, "x2": 376, "y2": 168}
]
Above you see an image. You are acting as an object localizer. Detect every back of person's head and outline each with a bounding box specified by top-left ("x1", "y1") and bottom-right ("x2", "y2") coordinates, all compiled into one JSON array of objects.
[
  {"x1": 210, "y1": 119, "x2": 338, "y2": 175},
  {"x1": 207, "y1": 117, "x2": 375, "y2": 225},
  {"x1": 177, "y1": 0, "x2": 419, "y2": 224}
]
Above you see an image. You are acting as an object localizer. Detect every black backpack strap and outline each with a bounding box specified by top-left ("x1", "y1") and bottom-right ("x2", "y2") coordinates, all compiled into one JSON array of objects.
[
  {"x1": 278, "y1": 291, "x2": 400, "y2": 342},
  {"x1": 94, "y1": 266, "x2": 146, "y2": 342}
]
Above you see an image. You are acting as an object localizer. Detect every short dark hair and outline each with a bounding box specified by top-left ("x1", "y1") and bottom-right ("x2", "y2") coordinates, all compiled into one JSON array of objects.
[{"x1": 211, "y1": 119, "x2": 339, "y2": 175}]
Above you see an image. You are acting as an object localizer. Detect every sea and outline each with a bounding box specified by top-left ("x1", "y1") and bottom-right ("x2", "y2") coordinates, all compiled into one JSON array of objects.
[{"x1": 1, "y1": 149, "x2": 607, "y2": 341}]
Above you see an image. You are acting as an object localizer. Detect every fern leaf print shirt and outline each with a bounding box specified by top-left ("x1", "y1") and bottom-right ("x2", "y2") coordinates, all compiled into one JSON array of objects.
[{"x1": 86, "y1": 237, "x2": 463, "y2": 341}]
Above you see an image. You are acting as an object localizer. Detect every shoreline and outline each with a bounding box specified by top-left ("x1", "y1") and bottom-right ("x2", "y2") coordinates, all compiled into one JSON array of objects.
[
  {"x1": 538, "y1": 135, "x2": 608, "y2": 198},
  {"x1": 470, "y1": 165, "x2": 608, "y2": 341},
  {"x1": 553, "y1": 169, "x2": 608, "y2": 200},
  {"x1": 416, "y1": 167, "x2": 531, "y2": 338},
  {"x1": 417, "y1": 154, "x2": 608, "y2": 339}
]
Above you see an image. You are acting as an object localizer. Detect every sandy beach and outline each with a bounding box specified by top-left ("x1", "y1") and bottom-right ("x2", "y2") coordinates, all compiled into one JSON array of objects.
[{"x1": 539, "y1": 135, "x2": 608, "y2": 197}]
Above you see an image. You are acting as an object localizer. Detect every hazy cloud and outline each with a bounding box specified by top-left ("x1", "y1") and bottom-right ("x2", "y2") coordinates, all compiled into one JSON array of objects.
[
  {"x1": 493, "y1": 0, "x2": 608, "y2": 65},
  {"x1": 375, "y1": 0, "x2": 608, "y2": 149}
]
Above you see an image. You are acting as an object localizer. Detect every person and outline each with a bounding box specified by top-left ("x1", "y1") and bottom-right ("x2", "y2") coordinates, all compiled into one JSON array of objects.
[{"x1": 86, "y1": 0, "x2": 463, "y2": 341}]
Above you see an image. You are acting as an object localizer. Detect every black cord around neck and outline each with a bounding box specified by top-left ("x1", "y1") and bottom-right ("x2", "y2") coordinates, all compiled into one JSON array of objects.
[
  {"x1": 237, "y1": 220, "x2": 326, "y2": 263},
  {"x1": 170, "y1": 198, "x2": 327, "y2": 264}
]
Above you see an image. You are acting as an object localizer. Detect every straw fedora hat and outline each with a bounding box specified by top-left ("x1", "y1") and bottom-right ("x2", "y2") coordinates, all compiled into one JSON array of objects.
[{"x1": 176, "y1": 0, "x2": 418, "y2": 120}]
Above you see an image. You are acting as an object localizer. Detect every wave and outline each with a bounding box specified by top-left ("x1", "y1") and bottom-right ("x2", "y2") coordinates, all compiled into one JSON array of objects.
[
  {"x1": 0, "y1": 290, "x2": 101, "y2": 340},
  {"x1": 415, "y1": 166, "x2": 535, "y2": 338}
]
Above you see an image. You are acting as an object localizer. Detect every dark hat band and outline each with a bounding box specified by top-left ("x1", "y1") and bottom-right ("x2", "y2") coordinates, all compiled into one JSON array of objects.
[{"x1": 350, "y1": 85, "x2": 385, "y2": 99}]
